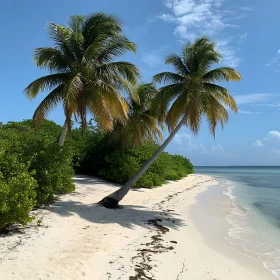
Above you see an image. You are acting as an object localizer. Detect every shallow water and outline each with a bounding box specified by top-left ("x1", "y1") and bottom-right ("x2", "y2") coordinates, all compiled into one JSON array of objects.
[{"x1": 195, "y1": 166, "x2": 280, "y2": 278}]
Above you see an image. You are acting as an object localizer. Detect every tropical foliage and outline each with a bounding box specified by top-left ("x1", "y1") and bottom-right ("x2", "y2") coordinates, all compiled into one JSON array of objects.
[
  {"x1": 100, "y1": 37, "x2": 241, "y2": 208},
  {"x1": 153, "y1": 37, "x2": 241, "y2": 135},
  {"x1": 109, "y1": 83, "x2": 163, "y2": 148},
  {"x1": 0, "y1": 120, "x2": 193, "y2": 231},
  {"x1": 24, "y1": 13, "x2": 140, "y2": 143},
  {"x1": 0, "y1": 121, "x2": 74, "y2": 232},
  {"x1": 98, "y1": 143, "x2": 193, "y2": 188}
]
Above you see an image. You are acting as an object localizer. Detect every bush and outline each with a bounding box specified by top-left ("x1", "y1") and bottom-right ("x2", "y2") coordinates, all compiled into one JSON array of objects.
[
  {"x1": 0, "y1": 120, "x2": 75, "y2": 208},
  {"x1": 98, "y1": 142, "x2": 194, "y2": 188},
  {"x1": 71, "y1": 126, "x2": 113, "y2": 175},
  {"x1": 0, "y1": 144, "x2": 37, "y2": 231},
  {"x1": 30, "y1": 144, "x2": 75, "y2": 206}
]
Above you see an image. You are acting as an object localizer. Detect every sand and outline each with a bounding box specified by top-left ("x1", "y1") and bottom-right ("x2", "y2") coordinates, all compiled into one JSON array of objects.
[{"x1": 0, "y1": 174, "x2": 276, "y2": 279}]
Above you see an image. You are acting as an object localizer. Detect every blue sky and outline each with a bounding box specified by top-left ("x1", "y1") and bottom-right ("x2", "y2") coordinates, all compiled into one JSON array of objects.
[{"x1": 1, "y1": 0, "x2": 280, "y2": 166}]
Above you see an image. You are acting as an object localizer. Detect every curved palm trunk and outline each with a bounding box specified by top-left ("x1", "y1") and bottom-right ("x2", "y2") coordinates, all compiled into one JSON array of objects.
[
  {"x1": 58, "y1": 120, "x2": 68, "y2": 146},
  {"x1": 99, "y1": 117, "x2": 186, "y2": 208}
]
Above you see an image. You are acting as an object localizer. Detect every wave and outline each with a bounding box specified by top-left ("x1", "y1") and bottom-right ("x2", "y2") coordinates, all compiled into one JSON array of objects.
[{"x1": 222, "y1": 180, "x2": 280, "y2": 278}]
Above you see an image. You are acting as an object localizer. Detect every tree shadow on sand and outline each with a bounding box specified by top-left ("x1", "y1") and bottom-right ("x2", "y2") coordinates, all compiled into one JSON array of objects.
[
  {"x1": 73, "y1": 175, "x2": 120, "y2": 187},
  {"x1": 47, "y1": 200, "x2": 185, "y2": 230}
]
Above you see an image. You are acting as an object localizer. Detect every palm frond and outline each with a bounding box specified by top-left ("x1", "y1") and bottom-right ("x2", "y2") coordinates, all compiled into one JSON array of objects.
[
  {"x1": 94, "y1": 35, "x2": 137, "y2": 63},
  {"x1": 203, "y1": 83, "x2": 238, "y2": 112},
  {"x1": 82, "y1": 12, "x2": 122, "y2": 48},
  {"x1": 202, "y1": 67, "x2": 242, "y2": 82},
  {"x1": 64, "y1": 73, "x2": 83, "y2": 105},
  {"x1": 33, "y1": 85, "x2": 64, "y2": 125},
  {"x1": 24, "y1": 73, "x2": 69, "y2": 99},
  {"x1": 33, "y1": 47, "x2": 72, "y2": 72},
  {"x1": 165, "y1": 54, "x2": 189, "y2": 75},
  {"x1": 98, "y1": 62, "x2": 140, "y2": 83},
  {"x1": 153, "y1": 72, "x2": 183, "y2": 84}
]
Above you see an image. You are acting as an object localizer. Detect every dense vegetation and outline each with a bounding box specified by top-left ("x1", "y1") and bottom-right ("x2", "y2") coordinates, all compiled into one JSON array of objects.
[
  {"x1": 74, "y1": 129, "x2": 193, "y2": 188},
  {"x1": 0, "y1": 121, "x2": 74, "y2": 231},
  {"x1": 0, "y1": 11, "x2": 240, "y2": 228},
  {"x1": 0, "y1": 120, "x2": 193, "y2": 231}
]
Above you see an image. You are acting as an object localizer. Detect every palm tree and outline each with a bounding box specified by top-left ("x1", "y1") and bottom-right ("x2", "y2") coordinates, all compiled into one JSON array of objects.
[
  {"x1": 109, "y1": 83, "x2": 163, "y2": 148},
  {"x1": 99, "y1": 37, "x2": 241, "y2": 208},
  {"x1": 24, "y1": 13, "x2": 140, "y2": 145}
]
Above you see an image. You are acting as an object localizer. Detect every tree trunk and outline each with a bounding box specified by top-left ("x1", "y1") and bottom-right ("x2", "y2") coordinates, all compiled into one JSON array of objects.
[
  {"x1": 99, "y1": 117, "x2": 186, "y2": 208},
  {"x1": 58, "y1": 120, "x2": 68, "y2": 146}
]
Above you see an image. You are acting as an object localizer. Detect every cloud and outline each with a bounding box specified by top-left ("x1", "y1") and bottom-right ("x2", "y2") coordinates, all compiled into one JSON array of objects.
[
  {"x1": 156, "y1": 0, "x2": 253, "y2": 67},
  {"x1": 266, "y1": 50, "x2": 280, "y2": 71},
  {"x1": 268, "y1": 130, "x2": 280, "y2": 138},
  {"x1": 239, "y1": 110, "x2": 261, "y2": 115},
  {"x1": 174, "y1": 133, "x2": 192, "y2": 145},
  {"x1": 238, "y1": 32, "x2": 248, "y2": 43},
  {"x1": 141, "y1": 53, "x2": 163, "y2": 67},
  {"x1": 211, "y1": 144, "x2": 224, "y2": 152},
  {"x1": 174, "y1": 133, "x2": 223, "y2": 154},
  {"x1": 141, "y1": 45, "x2": 170, "y2": 67},
  {"x1": 216, "y1": 40, "x2": 241, "y2": 67},
  {"x1": 161, "y1": 0, "x2": 231, "y2": 41},
  {"x1": 274, "y1": 149, "x2": 280, "y2": 154},
  {"x1": 240, "y1": 6, "x2": 254, "y2": 12},
  {"x1": 253, "y1": 130, "x2": 280, "y2": 150},
  {"x1": 253, "y1": 140, "x2": 263, "y2": 147},
  {"x1": 233, "y1": 93, "x2": 275, "y2": 105}
]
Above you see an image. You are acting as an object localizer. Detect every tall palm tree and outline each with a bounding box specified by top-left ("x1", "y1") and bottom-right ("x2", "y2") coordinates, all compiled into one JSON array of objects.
[
  {"x1": 99, "y1": 37, "x2": 241, "y2": 208},
  {"x1": 109, "y1": 83, "x2": 163, "y2": 148},
  {"x1": 24, "y1": 13, "x2": 140, "y2": 145}
]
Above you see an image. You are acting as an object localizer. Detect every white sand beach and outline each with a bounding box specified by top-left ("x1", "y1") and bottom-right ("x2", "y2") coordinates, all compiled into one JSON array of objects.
[{"x1": 0, "y1": 174, "x2": 276, "y2": 280}]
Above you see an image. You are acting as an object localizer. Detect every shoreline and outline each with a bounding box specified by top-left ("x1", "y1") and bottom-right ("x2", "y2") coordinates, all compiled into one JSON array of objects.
[
  {"x1": 191, "y1": 183, "x2": 277, "y2": 279},
  {"x1": 0, "y1": 174, "x2": 276, "y2": 279}
]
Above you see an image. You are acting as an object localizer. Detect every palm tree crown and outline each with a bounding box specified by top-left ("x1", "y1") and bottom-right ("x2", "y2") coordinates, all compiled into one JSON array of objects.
[
  {"x1": 153, "y1": 37, "x2": 241, "y2": 136},
  {"x1": 110, "y1": 83, "x2": 163, "y2": 147},
  {"x1": 99, "y1": 37, "x2": 242, "y2": 208},
  {"x1": 24, "y1": 13, "x2": 140, "y2": 135}
]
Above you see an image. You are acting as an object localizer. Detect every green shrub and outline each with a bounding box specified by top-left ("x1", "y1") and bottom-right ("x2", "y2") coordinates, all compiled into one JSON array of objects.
[
  {"x1": 0, "y1": 120, "x2": 75, "y2": 209},
  {"x1": 72, "y1": 127, "x2": 114, "y2": 176},
  {"x1": 31, "y1": 144, "x2": 75, "y2": 206},
  {"x1": 98, "y1": 142, "x2": 193, "y2": 188},
  {"x1": 0, "y1": 146, "x2": 37, "y2": 232}
]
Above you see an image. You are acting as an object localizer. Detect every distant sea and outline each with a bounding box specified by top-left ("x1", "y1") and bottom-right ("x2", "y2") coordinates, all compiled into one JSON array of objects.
[{"x1": 195, "y1": 166, "x2": 280, "y2": 278}]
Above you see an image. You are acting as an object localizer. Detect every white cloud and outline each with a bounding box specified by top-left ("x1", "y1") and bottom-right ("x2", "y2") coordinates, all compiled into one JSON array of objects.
[
  {"x1": 253, "y1": 140, "x2": 263, "y2": 147},
  {"x1": 174, "y1": 133, "x2": 207, "y2": 153},
  {"x1": 174, "y1": 133, "x2": 223, "y2": 154},
  {"x1": 216, "y1": 40, "x2": 241, "y2": 67},
  {"x1": 268, "y1": 130, "x2": 280, "y2": 138},
  {"x1": 160, "y1": 0, "x2": 230, "y2": 40},
  {"x1": 240, "y1": 6, "x2": 254, "y2": 12},
  {"x1": 238, "y1": 32, "x2": 248, "y2": 43},
  {"x1": 266, "y1": 50, "x2": 280, "y2": 71},
  {"x1": 141, "y1": 53, "x2": 163, "y2": 67},
  {"x1": 165, "y1": 0, "x2": 196, "y2": 16},
  {"x1": 211, "y1": 144, "x2": 224, "y2": 152},
  {"x1": 157, "y1": 0, "x2": 253, "y2": 67},
  {"x1": 174, "y1": 133, "x2": 192, "y2": 145},
  {"x1": 233, "y1": 93, "x2": 275, "y2": 105},
  {"x1": 274, "y1": 149, "x2": 280, "y2": 154},
  {"x1": 141, "y1": 45, "x2": 170, "y2": 67},
  {"x1": 253, "y1": 131, "x2": 280, "y2": 150},
  {"x1": 239, "y1": 110, "x2": 261, "y2": 115}
]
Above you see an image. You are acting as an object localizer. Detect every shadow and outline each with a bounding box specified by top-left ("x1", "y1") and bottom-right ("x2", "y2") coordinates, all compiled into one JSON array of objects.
[
  {"x1": 74, "y1": 175, "x2": 121, "y2": 188},
  {"x1": 48, "y1": 200, "x2": 184, "y2": 230}
]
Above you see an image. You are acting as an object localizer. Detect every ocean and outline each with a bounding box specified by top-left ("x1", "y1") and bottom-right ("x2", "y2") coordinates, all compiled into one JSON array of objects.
[{"x1": 195, "y1": 166, "x2": 280, "y2": 278}]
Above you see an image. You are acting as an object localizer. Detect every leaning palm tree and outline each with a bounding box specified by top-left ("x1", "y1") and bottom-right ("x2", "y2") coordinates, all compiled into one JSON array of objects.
[
  {"x1": 24, "y1": 13, "x2": 140, "y2": 145},
  {"x1": 99, "y1": 37, "x2": 241, "y2": 208},
  {"x1": 110, "y1": 83, "x2": 163, "y2": 148}
]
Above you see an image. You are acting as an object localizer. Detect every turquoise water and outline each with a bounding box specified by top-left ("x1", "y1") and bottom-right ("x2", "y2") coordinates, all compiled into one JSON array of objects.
[{"x1": 195, "y1": 167, "x2": 280, "y2": 278}]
